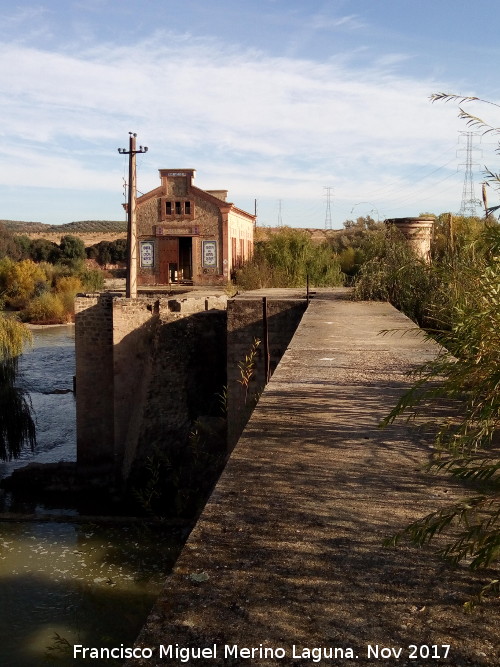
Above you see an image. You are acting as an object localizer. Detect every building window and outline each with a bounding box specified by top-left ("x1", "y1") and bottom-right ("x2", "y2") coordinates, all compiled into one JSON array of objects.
[{"x1": 163, "y1": 199, "x2": 193, "y2": 218}]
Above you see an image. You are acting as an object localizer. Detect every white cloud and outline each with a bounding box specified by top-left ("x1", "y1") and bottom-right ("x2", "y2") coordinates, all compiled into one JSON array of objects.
[
  {"x1": 307, "y1": 13, "x2": 364, "y2": 31},
  {"x1": 0, "y1": 29, "x2": 475, "y2": 223}
]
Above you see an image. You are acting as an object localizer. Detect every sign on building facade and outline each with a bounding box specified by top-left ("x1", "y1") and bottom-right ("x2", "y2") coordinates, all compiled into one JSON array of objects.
[
  {"x1": 202, "y1": 240, "x2": 218, "y2": 268},
  {"x1": 140, "y1": 241, "x2": 154, "y2": 267}
]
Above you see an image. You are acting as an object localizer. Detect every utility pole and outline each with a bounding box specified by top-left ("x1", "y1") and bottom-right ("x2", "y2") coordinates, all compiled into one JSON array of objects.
[
  {"x1": 277, "y1": 199, "x2": 283, "y2": 227},
  {"x1": 118, "y1": 132, "x2": 148, "y2": 298},
  {"x1": 324, "y1": 186, "x2": 333, "y2": 230}
]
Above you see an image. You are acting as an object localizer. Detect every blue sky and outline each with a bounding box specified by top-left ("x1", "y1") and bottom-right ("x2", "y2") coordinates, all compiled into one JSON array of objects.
[{"x1": 1, "y1": 0, "x2": 500, "y2": 228}]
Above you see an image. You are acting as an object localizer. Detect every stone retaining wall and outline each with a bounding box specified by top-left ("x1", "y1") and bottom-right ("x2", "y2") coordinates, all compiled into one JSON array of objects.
[{"x1": 75, "y1": 293, "x2": 227, "y2": 482}]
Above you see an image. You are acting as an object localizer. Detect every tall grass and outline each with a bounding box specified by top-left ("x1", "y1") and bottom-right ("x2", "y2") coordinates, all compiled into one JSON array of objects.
[
  {"x1": 368, "y1": 222, "x2": 500, "y2": 605},
  {"x1": 353, "y1": 221, "x2": 492, "y2": 332},
  {"x1": 235, "y1": 227, "x2": 343, "y2": 290}
]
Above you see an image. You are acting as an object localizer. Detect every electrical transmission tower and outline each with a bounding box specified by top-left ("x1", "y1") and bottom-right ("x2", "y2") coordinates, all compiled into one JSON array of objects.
[
  {"x1": 458, "y1": 132, "x2": 482, "y2": 217},
  {"x1": 324, "y1": 186, "x2": 333, "y2": 229}
]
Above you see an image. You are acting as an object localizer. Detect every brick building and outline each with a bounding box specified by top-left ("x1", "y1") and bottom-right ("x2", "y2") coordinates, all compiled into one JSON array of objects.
[{"x1": 135, "y1": 169, "x2": 255, "y2": 286}]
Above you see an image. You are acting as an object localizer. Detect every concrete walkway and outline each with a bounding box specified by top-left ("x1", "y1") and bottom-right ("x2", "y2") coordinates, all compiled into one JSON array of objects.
[{"x1": 128, "y1": 291, "x2": 499, "y2": 667}]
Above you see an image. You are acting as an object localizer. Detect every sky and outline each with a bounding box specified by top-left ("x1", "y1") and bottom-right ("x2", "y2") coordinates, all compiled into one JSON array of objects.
[{"x1": 1, "y1": 0, "x2": 500, "y2": 229}]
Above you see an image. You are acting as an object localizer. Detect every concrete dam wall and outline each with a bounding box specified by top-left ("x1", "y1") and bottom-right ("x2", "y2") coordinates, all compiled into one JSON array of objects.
[{"x1": 74, "y1": 291, "x2": 307, "y2": 496}]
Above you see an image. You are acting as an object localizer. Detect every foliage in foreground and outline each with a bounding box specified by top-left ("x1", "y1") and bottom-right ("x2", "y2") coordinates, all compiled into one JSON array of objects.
[
  {"x1": 376, "y1": 93, "x2": 500, "y2": 605},
  {"x1": 382, "y1": 226, "x2": 500, "y2": 594},
  {"x1": 0, "y1": 315, "x2": 36, "y2": 460}
]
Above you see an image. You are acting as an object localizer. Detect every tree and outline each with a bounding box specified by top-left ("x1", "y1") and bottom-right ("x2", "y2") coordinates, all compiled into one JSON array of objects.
[
  {"x1": 0, "y1": 224, "x2": 20, "y2": 260},
  {"x1": 59, "y1": 235, "x2": 86, "y2": 263},
  {"x1": 29, "y1": 238, "x2": 61, "y2": 263},
  {"x1": 86, "y1": 239, "x2": 127, "y2": 266},
  {"x1": 0, "y1": 258, "x2": 49, "y2": 310},
  {"x1": 0, "y1": 315, "x2": 36, "y2": 460}
]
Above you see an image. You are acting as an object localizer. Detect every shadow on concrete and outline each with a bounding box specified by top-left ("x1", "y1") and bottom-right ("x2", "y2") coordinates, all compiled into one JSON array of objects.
[{"x1": 126, "y1": 296, "x2": 499, "y2": 666}]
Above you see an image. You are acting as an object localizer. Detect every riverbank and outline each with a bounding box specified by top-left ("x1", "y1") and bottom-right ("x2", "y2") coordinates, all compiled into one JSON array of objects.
[{"x1": 25, "y1": 321, "x2": 75, "y2": 329}]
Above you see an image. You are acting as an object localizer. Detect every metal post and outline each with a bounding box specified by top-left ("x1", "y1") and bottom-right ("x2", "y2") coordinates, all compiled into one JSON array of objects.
[{"x1": 262, "y1": 296, "x2": 270, "y2": 383}]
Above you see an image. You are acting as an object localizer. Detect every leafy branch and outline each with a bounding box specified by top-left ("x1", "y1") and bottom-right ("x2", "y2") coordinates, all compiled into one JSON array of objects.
[
  {"x1": 237, "y1": 337, "x2": 261, "y2": 406},
  {"x1": 382, "y1": 219, "x2": 500, "y2": 607}
]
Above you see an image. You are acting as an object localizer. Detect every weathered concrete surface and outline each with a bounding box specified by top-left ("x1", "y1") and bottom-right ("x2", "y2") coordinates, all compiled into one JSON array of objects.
[{"x1": 127, "y1": 290, "x2": 499, "y2": 667}]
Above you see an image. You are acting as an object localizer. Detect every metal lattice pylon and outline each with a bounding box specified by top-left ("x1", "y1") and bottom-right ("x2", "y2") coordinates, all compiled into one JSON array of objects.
[{"x1": 458, "y1": 132, "x2": 482, "y2": 217}]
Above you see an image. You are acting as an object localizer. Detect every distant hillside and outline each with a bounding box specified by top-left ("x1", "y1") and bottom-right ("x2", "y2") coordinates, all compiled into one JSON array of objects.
[
  {"x1": 1, "y1": 219, "x2": 128, "y2": 247},
  {"x1": 255, "y1": 226, "x2": 341, "y2": 244},
  {"x1": 1, "y1": 219, "x2": 342, "y2": 247},
  {"x1": 1, "y1": 219, "x2": 126, "y2": 234}
]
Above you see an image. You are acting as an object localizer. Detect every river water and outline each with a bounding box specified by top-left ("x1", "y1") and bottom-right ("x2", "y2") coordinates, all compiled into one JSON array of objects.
[
  {"x1": 0, "y1": 326, "x2": 181, "y2": 666},
  {"x1": 0, "y1": 326, "x2": 76, "y2": 480}
]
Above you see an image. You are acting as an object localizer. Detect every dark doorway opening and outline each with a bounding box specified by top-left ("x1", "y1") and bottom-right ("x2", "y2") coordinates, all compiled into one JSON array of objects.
[{"x1": 179, "y1": 237, "x2": 192, "y2": 282}]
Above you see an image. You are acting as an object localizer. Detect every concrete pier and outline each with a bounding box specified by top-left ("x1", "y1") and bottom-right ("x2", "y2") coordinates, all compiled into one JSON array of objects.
[{"x1": 127, "y1": 289, "x2": 499, "y2": 666}]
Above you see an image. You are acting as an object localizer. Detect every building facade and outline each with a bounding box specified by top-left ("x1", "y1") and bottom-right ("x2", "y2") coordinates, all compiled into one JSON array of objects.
[{"x1": 135, "y1": 169, "x2": 255, "y2": 286}]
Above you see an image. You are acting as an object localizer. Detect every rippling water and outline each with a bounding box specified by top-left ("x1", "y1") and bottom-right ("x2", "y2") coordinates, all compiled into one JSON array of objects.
[{"x1": 0, "y1": 326, "x2": 181, "y2": 665}]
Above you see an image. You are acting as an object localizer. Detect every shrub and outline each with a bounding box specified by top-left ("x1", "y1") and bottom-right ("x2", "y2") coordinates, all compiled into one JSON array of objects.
[
  {"x1": 235, "y1": 228, "x2": 343, "y2": 289},
  {"x1": 53, "y1": 275, "x2": 84, "y2": 321},
  {"x1": 54, "y1": 275, "x2": 83, "y2": 295},
  {"x1": 353, "y1": 227, "x2": 437, "y2": 324},
  {"x1": 0, "y1": 258, "x2": 49, "y2": 309},
  {"x1": 22, "y1": 292, "x2": 67, "y2": 324},
  {"x1": 78, "y1": 266, "x2": 105, "y2": 292}
]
